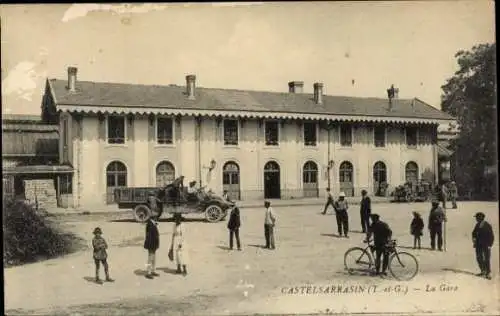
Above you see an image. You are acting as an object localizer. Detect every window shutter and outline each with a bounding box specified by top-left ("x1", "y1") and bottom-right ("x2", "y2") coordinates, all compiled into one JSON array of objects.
[
  {"x1": 98, "y1": 114, "x2": 106, "y2": 141},
  {"x1": 127, "y1": 115, "x2": 134, "y2": 141}
]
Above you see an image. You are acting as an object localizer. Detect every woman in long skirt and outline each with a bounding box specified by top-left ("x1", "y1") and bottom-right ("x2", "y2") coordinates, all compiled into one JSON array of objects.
[{"x1": 170, "y1": 213, "x2": 189, "y2": 276}]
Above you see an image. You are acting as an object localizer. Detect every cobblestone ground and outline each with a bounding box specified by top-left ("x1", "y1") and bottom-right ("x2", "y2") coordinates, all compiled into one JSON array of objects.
[{"x1": 4, "y1": 201, "x2": 499, "y2": 315}]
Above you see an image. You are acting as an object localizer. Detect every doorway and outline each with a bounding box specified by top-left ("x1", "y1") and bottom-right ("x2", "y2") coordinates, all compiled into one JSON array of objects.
[
  {"x1": 223, "y1": 161, "x2": 241, "y2": 200},
  {"x1": 264, "y1": 161, "x2": 280, "y2": 199},
  {"x1": 373, "y1": 161, "x2": 387, "y2": 196}
]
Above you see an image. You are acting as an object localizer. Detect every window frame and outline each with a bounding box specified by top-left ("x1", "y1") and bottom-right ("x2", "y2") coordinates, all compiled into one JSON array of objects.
[
  {"x1": 303, "y1": 122, "x2": 318, "y2": 147},
  {"x1": 405, "y1": 126, "x2": 419, "y2": 148},
  {"x1": 264, "y1": 120, "x2": 280, "y2": 147},
  {"x1": 339, "y1": 123, "x2": 353, "y2": 147},
  {"x1": 155, "y1": 116, "x2": 175, "y2": 146},
  {"x1": 222, "y1": 119, "x2": 240, "y2": 146},
  {"x1": 106, "y1": 115, "x2": 127, "y2": 145},
  {"x1": 373, "y1": 125, "x2": 387, "y2": 148}
]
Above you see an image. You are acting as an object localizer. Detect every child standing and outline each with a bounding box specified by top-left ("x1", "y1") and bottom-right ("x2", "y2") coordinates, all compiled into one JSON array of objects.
[
  {"x1": 410, "y1": 212, "x2": 424, "y2": 249},
  {"x1": 92, "y1": 227, "x2": 114, "y2": 284},
  {"x1": 170, "y1": 213, "x2": 189, "y2": 276}
]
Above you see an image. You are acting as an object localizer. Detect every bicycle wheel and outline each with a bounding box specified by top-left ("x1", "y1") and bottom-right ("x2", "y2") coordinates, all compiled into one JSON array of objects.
[
  {"x1": 389, "y1": 251, "x2": 419, "y2": 281},
  {"x1": 344, "y1": 247, "x2": 373, "y2": 274}
]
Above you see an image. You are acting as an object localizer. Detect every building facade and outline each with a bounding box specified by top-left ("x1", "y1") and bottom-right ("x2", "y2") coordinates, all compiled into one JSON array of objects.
[{"x1": 41, "y1": 67, "x2": 455, "y2": 208}]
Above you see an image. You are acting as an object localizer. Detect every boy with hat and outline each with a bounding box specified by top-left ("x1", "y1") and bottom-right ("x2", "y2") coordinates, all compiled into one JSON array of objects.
[
  {"x1": 92, "y1": 227, "x2": 114, "y2": 284},
  {"x1": 334, "y1": 192, "x2": 349, "y2": 238},
  {"x1": 144, "y1": 212, "x2": 160, "y2": 279},
  {"x1": 360, "y1": 189, "x2": 371, "y2": 233},
  {"x1": 472, "y1": 212, "x2": 494, "y2": 279}
]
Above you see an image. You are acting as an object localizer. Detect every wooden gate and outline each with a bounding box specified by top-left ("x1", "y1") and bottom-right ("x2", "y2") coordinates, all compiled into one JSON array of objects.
[
  {"x1": 3, "y1": 176, "x2": 15, "y2": 200},
  {"x1": 339, "y1": 161, "x2": 354, "y2": 197},
  {"x1": 106, "y1": 161, "x2": 127, "y2": 204},
  {"x1": 303, "y1": 161, "x2": 319, "y2": 197},
  {"x1": 222, "y1": 161, "x2": 240, "y2": 200}
]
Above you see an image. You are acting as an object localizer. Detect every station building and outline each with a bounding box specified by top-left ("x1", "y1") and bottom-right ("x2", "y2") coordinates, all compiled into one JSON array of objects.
[{"x1": 40, "y1": 67, "x2": 455, "y2": 208}]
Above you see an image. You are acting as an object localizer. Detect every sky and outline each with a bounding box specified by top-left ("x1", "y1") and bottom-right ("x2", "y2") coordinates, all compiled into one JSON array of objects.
[{"x1": 0, "y1": 2, "x2": 495, "y2": 115}]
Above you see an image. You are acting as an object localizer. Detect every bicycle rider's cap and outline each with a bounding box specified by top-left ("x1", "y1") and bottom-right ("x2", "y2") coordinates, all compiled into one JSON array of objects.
[
  {"x1": 370, "y1": 213, "x2": 380, "y2": 220},
  {"x1": 474, "y1": 212, "x2": 485, "y2": 219}
]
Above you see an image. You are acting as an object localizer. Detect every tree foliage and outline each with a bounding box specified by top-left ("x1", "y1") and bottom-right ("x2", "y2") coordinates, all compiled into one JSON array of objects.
[{"x1": 441, "y1": 43, "x2": 497, "y2": 199}]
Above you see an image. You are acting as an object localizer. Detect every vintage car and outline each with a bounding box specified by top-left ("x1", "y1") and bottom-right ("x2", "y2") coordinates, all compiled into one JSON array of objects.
[{"x1": 114, "y1": 176, "x2": 235, "y2": 223}]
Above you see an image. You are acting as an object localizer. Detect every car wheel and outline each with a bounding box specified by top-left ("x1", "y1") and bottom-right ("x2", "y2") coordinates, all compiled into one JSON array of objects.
[
  {"x1": 205, "y1": 204, "x2": 223, "y2": 223},
  {"x1": 134, "y1": 205, "x2": 152, "y2": 223}
]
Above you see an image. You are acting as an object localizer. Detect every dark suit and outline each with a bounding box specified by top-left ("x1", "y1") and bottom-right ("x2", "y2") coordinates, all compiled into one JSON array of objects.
[
  {"x1": 428, "y1": 206, "x2": 446, "y2": 250},
  {"x1": 144, "y1": 219, "x2": 159, "y2": 275},
  {"x1": 227, "y1": 208, "x2": 241, "y2": 249},
  {"x1": 368, "y1": 220, "x2": 392, "y2": 274},
  {"x1": 472, "y1": 221, "x2": 494, "y2": 275},
  {"x1": 360, "y1": 196, "x2": 371, "y2": 233}
]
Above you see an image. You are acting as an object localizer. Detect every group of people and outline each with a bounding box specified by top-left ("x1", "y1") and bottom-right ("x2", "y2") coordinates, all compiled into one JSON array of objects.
[
  {"x1": 89, "y1": 182, "x2": 493, "y2": 283},
  {"x1": 321, "y1": 187, "x2": 494, "y2": 279}
]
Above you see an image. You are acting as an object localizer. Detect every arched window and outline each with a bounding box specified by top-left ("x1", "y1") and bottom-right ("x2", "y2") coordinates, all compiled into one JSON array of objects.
[
  {"x1": 303, "y1": 161, "x2": 318, "y2": 184},
  {"x1": 373, "y1": 161, "x2": 387, "y2": 183},
  {"x1": 156, "y1": 161, "x2": 175, "y2": 187},
  {"x1": 405, "y1": 161, "x2": 419, "y2": 184},
  {"x1": 264, "y1": 161, "x2": 280, "y2": 172},
  {"x1": 339, "y1": 161, "x2": 353, "y2": 183},
  {"x1": 106, "y1": 161, "x2": 127, "y2": 188}
]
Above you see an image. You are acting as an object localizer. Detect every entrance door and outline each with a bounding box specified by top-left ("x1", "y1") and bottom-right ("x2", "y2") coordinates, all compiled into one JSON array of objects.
[
  {"x1": 264, "y1": 161, "x2": 280, "y2": 199},
  {"x1": 156, "y1": 161, "x2": 175, "y2": 187},
  {"x1": 303, "y1": 161, "x2": 319, "y2": 197},
  {"x1": 373, "y1": 161, "x2": 387, "y2": 196},
  {"x1": 339, "y1": 161, "x2": 354, "y2": 196},
  {"x1": 222, "y1": 161, "x2": 241, "y2": 200},
  {"x1": 106, "y1": 161, "x2": 127, "y2": 204}
]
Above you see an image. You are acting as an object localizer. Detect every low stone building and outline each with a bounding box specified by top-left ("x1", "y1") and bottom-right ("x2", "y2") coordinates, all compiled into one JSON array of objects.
[
  {"x1": 40, "y1": 67, "x2": 455, "y2": 209},
  {"x1": 2, "y1": 114, "x2": 73, "y2": 209}
]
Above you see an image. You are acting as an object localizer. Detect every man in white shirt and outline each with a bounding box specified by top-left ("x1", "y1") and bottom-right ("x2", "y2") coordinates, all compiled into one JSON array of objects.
[{"x1": 264, "y1": 201, "x2": 276, "y2": 250}]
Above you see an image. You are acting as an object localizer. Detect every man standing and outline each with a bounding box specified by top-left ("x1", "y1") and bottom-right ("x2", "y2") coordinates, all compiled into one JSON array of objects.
[
  {"x1": 428, "y1": 200, "x2": 447, "y2": 251},
  {"x1": 227, "y1": 207, "x2": 242, "y2": 250},
  {"x1": 322, "y1": 188, "x2": 335, "y2": 215},
  {"x1": 144, "y1": 213, "x2": 160, "y2": 279},
  {"x1": 365, "y1": 214, "x2": 392, "y2": 276},
  {"x1": 472, "y1": 212, "x2": 494, "y2": 279},
  {"x1": 264, "y1": 201, "x2": 276, "y2": 250},
  {"x1": 441, "y1": 182, "x2": 449, "y2": 209},
  {"x1": 360, "y1": 189, "x2": 371, "y2": 233},
  {"x1": 334, "y1": 192, "x2": 349, "y2": 238},
  {"x1": 449, "y1": 181, "x2": 458, "y2": 209}
]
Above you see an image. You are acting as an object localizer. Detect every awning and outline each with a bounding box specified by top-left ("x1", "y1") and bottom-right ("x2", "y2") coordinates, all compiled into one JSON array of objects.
[
  {"x1": 2, "y1": 165, "x2": 74, "y2": 175},
  {"x1": 57, "y1": 104, "x2": 454, "y2": 125}
]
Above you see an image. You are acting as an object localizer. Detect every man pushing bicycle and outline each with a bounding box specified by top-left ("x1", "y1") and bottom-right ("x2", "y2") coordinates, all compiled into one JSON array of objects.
[{"x1": 364, "y1": 214, "x2": 393, "y2": 276}]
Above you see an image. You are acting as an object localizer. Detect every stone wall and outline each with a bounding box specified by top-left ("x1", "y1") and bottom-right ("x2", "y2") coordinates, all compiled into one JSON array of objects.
[{"x1": 24, "y1": 179, "x2": 58, "y2": 210}]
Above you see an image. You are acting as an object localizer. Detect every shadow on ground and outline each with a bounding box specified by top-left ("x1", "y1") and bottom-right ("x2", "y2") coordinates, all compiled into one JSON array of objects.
[
  {"x1": 247, "y1": 244, "x2": 267, "y2": 249},
  {"x1": 320, "y1": 233, "x2": 343, "y2": 238},
  {"x1": 110, "y1": 218, "x2": 208, "y2": 223},
  {"x1": 442, "y1": 268, "x2": 480, "y2": 277},
  {"x1": 398, "y1": 245, "x2": 438, "y2": 251}
]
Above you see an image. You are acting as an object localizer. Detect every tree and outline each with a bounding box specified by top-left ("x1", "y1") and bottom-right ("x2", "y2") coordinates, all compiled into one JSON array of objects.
[{"x1": 441, "y1": 43, "x2": 497, "y2": 200}]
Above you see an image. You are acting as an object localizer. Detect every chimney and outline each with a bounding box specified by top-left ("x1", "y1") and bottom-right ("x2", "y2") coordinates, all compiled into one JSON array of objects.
[
  {"x1": 186, "y1": 74, "x2": 196, "y2": 100},
  {"x1": 387, "y1": 84, "x2": 399, "y2": 110},
  {"x1": 313, "y1": 82, "x2": 323, "y2": 105},
  {"x1": 67, "y1": 67, "x2": 78, "y2": 92},
  {"x1": 288, "y1": 81, "x2": 304, "y2": 93}
]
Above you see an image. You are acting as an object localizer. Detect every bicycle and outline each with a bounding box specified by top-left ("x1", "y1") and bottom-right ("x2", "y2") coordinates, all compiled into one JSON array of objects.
[{"x1": 344, "y1": 238, "x2": 419, "y2": 281}]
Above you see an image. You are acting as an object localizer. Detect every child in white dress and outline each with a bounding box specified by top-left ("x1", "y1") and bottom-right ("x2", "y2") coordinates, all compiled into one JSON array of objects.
[{"x1": 170, "y1": 213, "x2": 189, "y2": 276}]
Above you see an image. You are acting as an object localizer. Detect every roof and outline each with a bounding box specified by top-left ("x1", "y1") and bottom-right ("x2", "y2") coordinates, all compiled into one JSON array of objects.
[
  {"x1": 2, "y1": 123, "x2": 59, "y2": 132},
  {"x1": 2, "y1": 114, "x2": 42, "y2": 123},
  {"x1": 2, "y1": 165, "x2": 73, "y2": 175},
  {"x1": 48, "y1": 79, "x2": 455, "y2": 124},
  {"x1": 2, "y1": 129, "x2": 59, "y2": 157}
]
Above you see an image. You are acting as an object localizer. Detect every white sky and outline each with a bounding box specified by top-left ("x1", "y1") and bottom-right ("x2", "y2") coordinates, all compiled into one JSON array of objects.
[{"x1": 0, "y1": 2, "x2": 495, "y2": 115}]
